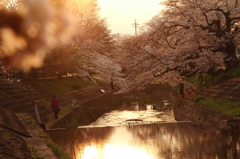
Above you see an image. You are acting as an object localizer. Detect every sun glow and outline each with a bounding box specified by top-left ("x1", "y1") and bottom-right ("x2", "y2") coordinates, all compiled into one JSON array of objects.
[
  {"x1": 81, "y1": 143, "x2": 156, "y2": 159},
  {"x1": 97, "y1": 0, "x2": 165, "y2": 34},
  {"x1": 81, "y1": 145, "x2": 97, "y2": 159}
]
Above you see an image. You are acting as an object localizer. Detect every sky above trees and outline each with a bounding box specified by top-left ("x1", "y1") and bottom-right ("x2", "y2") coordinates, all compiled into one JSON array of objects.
[{"x1": 98, "y1": 0, "x2": 165, "y2": 35}]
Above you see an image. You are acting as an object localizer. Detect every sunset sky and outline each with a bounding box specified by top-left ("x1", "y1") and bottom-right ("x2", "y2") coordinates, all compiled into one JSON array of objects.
[{"x1": 98, "y1": 0, "x2": 165, "y2": 35}]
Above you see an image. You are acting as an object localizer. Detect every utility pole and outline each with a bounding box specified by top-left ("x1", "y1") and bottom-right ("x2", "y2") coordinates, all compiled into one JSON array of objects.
[
  {"x1": 117, "y1": 33, "x2": 119, "y2": 44},
  {"x1": 132, "y1": 19, "x2": 139, "y2": 36}
]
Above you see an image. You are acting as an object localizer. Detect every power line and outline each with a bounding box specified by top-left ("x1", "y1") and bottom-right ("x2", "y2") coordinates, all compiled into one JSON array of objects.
[{"x1": 132, "y1": 19, "x2": 139, "y2": 36}]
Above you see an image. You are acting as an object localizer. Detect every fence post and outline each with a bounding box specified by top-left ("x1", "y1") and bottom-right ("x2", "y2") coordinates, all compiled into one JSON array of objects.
[{"x1": 28, "y1": 85, "x2": 42, "y2": 124}]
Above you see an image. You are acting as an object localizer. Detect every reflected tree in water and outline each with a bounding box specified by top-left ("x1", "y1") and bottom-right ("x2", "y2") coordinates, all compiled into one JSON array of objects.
[
  {"x1": 48, "y1": 122, "x2": 240, "y2": 159},
  {"x1": 128, "y1": 122, "x2": 240, "y2": 159},
  {"x1": 48, "y1": 127, "x2": 114, "y2": 158}
]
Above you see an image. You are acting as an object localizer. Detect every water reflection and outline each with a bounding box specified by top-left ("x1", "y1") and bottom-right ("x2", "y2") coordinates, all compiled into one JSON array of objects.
[
  {"x1": 78, "y1": 109, "x2": 175, "y2": 128},
  {"x1": 146, "y1": 104, "x2": 154, "y2": 110},
  {"x1": 82, "y1": 143, "x2": 155, "y2": 159},
  {"x1": 48, "y1": 121, "x2": 240, "y2": 159},
  {"x1": 130, "y1": 103, "x2": 155, "y2": 111},
  {"x1": 131, "y1": 102, "x2": 139, "y2": 111}
]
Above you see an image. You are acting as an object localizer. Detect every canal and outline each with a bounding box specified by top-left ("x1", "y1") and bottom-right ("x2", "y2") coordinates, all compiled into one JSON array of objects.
[{"x1": 48, "y1": 105, "x2": 240, "y2": 159}]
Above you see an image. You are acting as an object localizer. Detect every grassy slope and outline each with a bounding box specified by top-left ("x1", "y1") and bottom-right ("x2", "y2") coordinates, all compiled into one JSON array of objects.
[
  {"x1": 194, "y1": 97, "x2": 240, "y2": 117},
  {"x1": 28, "y1": 77, "x2": 96, "y2": 96},
  {"x1": 28, "y1": 77, "x2": 102, "y2": 120},
  {"x1": 186, "y1": 66, "x2": 240, "y2": 87},
  {"x1": 186, "y1": 66, "x2": 240, "y2": 117},
  {"x1": 28, "y1": 77, "x2": 168, "y2": 108}
]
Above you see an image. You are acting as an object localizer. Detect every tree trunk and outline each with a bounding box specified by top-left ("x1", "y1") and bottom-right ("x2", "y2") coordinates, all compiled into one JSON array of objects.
[
  {"x1": 179, "y1": 83, "x2": 184, "y2": 98},
  {"x1": 211, "y1": 75, "x2": 214, "y2": 85},
  {"x1": 199, "y1": 74, "x2": 203, "y2": 85},
  {"x1": 43, "y1": 71, "x2": 46, "y2": 80},
  {"x1": 203, "y1": 75, "x2": 206, "y2": 87},
  {"x1": 225, "y1": 42, "x2": 238, "y2": 68}
]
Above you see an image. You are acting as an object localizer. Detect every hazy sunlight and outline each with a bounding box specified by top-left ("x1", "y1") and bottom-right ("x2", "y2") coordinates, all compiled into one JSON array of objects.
[
  {"x1": 81, "y1": 143, "x2": 156, "y2": 159},
  {"x1": 98, "y1": 0, "x2": 165, "y2": 34}
]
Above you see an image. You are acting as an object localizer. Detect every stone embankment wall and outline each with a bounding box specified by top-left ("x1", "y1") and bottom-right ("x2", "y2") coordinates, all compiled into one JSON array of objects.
[
  {"x1": 173, "y1": 99, "x2": 234, "y2": 122},
  {"x1": 173, "y1": 79, "x2": 240, "y2": 122},
  {"x1": 48, "y1": 92, "x2": 123, "y2": 129},
  {"x1": 49, "y1": 84, "x2": 178, "y2": 129},
  {"x1": 49, "y1": 78, "x2": 240, "y2": 129}
]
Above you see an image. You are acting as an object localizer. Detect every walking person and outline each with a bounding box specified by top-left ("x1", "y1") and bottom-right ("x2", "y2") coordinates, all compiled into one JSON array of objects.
[{"x1": 51, "y1": 95, "x2": 61, "y2": 119}]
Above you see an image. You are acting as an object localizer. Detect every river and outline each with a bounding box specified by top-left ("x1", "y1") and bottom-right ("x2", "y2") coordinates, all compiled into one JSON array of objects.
[{"x1": 48, "y1": 105, "x2": 240, "y2": 159}]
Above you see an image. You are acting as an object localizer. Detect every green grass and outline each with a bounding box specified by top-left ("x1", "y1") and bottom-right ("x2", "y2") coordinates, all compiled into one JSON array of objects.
[
  {"x1": 31, "y1": 146, "x2": 44, "y2": 159},
  {"x1": 186, "y1": 74, "x2": 217, "y2": 87},
  {"x1": 226, "y1": 66, "x2": 240, "y2": 78},
  {"x1": 46, "y1": 141, "x2": 72, "y2": 159},
  {"x1": 24, "y1": 115, "x2": 48, "y2": 138},
  {"x1": 186, "y1": 66, "x2": 240, "y2": 87},
  {"x1": 194, "y1": 97, "x2": 240, "y2": 117},
  {"x1": 0, "y1": 132, "x2": 10, "y2": 140},
  {"x1": 47, "y1": 104, "x2": 73, "y2": 122},
  {"x1": 59, "y1": 104, "x2": 72, "y2": 116},
  {"x1": 27, "y1": 78, "x2": 100, "y2": 122},
  {"x1": 24, "y1": 115, "x2": 39, "y2": 129},
  {"x1": 29, "y1": 77, "x2": 95, "y2": 96}
]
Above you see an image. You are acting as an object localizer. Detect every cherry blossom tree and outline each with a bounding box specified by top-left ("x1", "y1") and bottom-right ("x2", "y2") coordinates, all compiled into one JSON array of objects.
[
  {"x1": 68, "y1": 0, "x2": 115, "y2": 55},
  {"x1": 0, "y1": 0, "x2": 74, "y2": 71},
  {"x1": 0, "y1": 0, "x2": 118, "y2": 83},
  {"x1": 73, "y1": 50, "x2": 123, "y2": 85},
  {"x1": 115, "y1": 0, "x2": 240, "y2": 94},
  {"x1": 159, "y1": 0, "x2": 240, "y2": 68},
  {"x1": 0, "y1": 0, "x2": 23, "y2": 11},
  {"x1": 42, "y1": 0, "x2": 118, "y2": 82},
  {"x1": 60, "y1": 0, "x2": 119, "y2": 82},
  {"x1": 41, "y1": 44, "x2": 78, "y2": 77}
]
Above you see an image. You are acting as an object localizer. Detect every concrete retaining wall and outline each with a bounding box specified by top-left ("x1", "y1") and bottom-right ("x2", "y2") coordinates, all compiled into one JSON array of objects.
[
  {"x1": 49, "y1": 83, "x2": 238, "y2": 129},
  {"x1": 49, "y1": 92, "x2": 123, "y2": 129},
  {"x1": 173, "y1": 98, "x2": 235, "y2": 122},
  {"x1": 171, "y1": 81, "x2": 238, "y2": 122}
]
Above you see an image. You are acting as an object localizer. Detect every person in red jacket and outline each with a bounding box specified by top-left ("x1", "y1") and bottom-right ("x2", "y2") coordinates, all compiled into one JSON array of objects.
[{"x1": 51, "y1": 95, "x2": 61, "y2": 119}]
